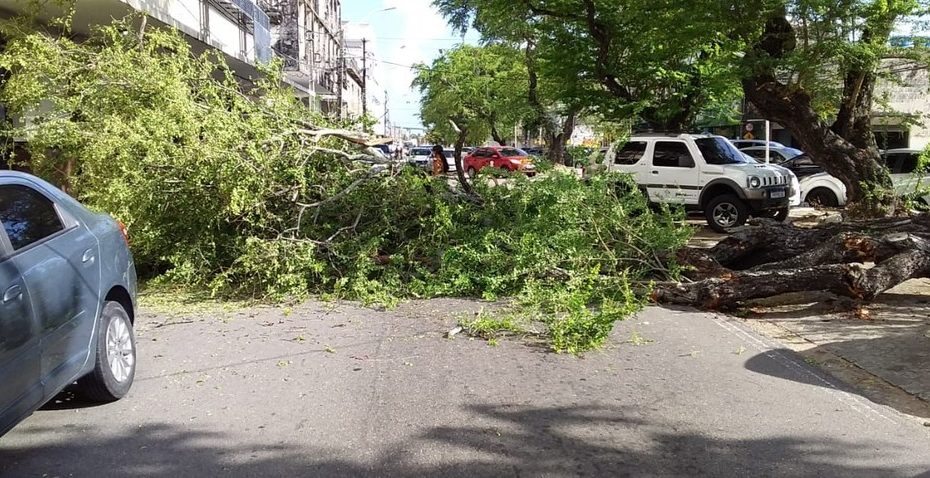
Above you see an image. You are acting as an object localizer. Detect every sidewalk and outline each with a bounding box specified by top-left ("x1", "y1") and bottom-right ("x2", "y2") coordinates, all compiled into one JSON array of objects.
[{"x1": 692, "y1": 208, "x2": 930, "y2": 420}]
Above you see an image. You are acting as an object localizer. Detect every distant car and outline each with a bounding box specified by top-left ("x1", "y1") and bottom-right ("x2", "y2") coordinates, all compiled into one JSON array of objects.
[
  {"x1": 408, "y1": 147, "x2": 433, "y2": 170},
  {"x1": 732, "y1": 139, "x2": 787, "y2": 150},
  {"x1": 740, "y1": 146, "x2": 804, "y2": 164},
  {"x1": 523, "y1": 147, "x2": 545, "y2": 157},
  {"x1": 0, "y1": 171, "x2": 137, "y2": 437},
  {"x1": 799, "y1": 172, "x2": 847, "y2": 207},
  {"x1": 464, "y1": 147, "x2": 537, "y2": 177}
]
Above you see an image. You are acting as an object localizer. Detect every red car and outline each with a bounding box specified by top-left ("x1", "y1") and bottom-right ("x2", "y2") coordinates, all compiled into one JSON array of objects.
[{"x1": 464, "y1": 147, "x2": 537, "y2": 177}]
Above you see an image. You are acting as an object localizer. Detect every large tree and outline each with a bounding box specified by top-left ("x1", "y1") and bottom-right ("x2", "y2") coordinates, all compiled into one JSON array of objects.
[
  {"x1": 435, "y1": 0, "x2": 749, "y2": 132},
  {"x1": 739, "y1": 0, "x2": 930, "y2": 215},
  {"x1": 413, "y1": 43, "x2": 531, "y2": 147},
  {"x1": 438, "y1": 0, "x2": 930, "y2": 215}
]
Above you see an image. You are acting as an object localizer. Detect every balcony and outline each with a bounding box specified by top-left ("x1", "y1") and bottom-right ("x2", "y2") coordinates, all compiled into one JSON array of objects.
[{"x1": 0, "y1": 0, "x2": 271, "y2": 65}]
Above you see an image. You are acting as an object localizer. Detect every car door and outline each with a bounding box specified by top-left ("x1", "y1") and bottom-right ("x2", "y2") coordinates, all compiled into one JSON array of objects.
[
  {"x1": 0, "y1": 183, "x2": 101, "y2": 397},
  {"x1": 647, "y1": 141, "x2": 699, "y2": 204},
  {"x1": 0, "y1": 229, "x2": 40, "y2": 431},
  {"x1": 886, "y1": 152, "x2": 924, "y2": 197}
]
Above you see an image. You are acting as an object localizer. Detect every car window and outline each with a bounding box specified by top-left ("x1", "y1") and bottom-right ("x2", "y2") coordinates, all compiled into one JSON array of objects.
[
  {"x1": 0, "y1": 184, "x2": 65, "y2": 251},
  {"x1": 743, "y1": 149, "x2": 765, "y2": 159},
  {"x1": 695, "y1": 138, "x2": 751, "y2": 165},
  {"x1": 615, "y1": 141, "x2": 647, "y2": 165},
  {"x1": 653, "y1": 142, "x2": 695, "y2": 168},
  {"x1": 887, "y1": 152, "x2": 923, "y2": 174},
  {"x1": 793, "y1": 155, "x2": 814, "y2": 166},
  {"x1": 500, "y1": 148, "x2": 526, "y2": 157},
  {"x1": 443, "y1": 150, "x2": 454, "y2": 159}
]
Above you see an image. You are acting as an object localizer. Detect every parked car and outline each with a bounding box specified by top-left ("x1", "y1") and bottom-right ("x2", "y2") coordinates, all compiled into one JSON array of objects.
[
  {"x1": 798, "y1": 172, "x2": 847, "y2": 207},
  {"x1": 740, "y1": 146, "x2": 804, "y2": 165},
  {"x1": 772, "y1": 153, "x2": 825, "y2": 179},
  {"x1": 794, "y1": 149, "x2": 929, "y2": 208},
  {"x1": 0, "y1": 171, "x2": 137, "y2": 437},
  {"x1": 603, "y1": 134, "x2": 797, "y2": 232},
  {"x1": 408, "y1": 146, "x2": 433, "y2": 170},
  {"x1": 464, "y1": 147, "x2": 537, "y2": 177},
  {"x1": 522, "y1": 147, "x2": 545, "y2": 157},
  {"x1": 731, "y1": 139, "x2": 787, "y2": 150},
  {"x1": 885, "y1": 148, "x2": 930, "y2": 206}
]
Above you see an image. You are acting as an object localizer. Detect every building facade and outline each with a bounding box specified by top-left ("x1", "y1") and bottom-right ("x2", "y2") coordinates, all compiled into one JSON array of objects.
[
  {"x1": 0, "y1": 0, "x2": 271, "y2": 69},
  {"x1": 261, "y1": 0, "x2": 342, "y2": 113}
]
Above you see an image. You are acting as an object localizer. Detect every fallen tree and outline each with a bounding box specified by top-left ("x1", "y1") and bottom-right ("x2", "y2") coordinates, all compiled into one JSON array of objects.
[{"x1": 655, "y1": 214, "x2": 930, "y2": 309}]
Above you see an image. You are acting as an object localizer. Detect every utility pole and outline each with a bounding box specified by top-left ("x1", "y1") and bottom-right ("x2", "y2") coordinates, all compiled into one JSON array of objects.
[
  {"x1": 336, "y1": 32, "x2": 344, "y2": 119},
  {"x1": 361, "y1": 38, "x2": 367, "y2": 118},
  {"x1": 384, "y1": 89, "x2": 389, "y2": 136}
]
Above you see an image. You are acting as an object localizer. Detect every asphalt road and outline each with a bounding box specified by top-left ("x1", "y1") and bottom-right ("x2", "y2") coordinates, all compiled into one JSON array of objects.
[{"x1": 2, "y1": 300, "x2": 929, "y2": 477}]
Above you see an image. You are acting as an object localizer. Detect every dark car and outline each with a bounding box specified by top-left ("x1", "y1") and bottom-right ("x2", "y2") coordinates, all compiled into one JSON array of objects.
[
  {"x1": 0, "y1": 171, "x2": 137, "y2": 437},
  {"x1": 776, "y1": 153, "x2": 824, "y2": 179},
  {"x1": 740, "y1": 146, "x2": 803, "y2": 164}
]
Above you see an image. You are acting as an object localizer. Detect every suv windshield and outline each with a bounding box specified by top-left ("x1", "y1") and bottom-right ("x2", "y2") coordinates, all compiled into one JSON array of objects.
[{"x1": 696, "y1": 138, "x2": 753, "y2": 165}]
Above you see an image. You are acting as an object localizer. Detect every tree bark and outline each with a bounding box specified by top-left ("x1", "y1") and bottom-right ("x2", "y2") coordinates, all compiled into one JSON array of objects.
[
  {"x1": 490, "y1": 124, "x2": 506, "y2": 146},
  {"x1": 656, "y1": 214, "x2": 930, "y2": 309}
]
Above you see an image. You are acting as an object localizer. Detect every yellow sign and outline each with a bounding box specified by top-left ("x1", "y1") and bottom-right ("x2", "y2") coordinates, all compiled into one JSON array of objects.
[{"x1": 743, "y1": 132, "x2": 755, "y2": 140}]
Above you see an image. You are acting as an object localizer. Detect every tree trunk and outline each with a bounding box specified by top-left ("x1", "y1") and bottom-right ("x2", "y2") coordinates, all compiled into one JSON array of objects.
[
  {"x1": 490, "y1": 124, "x2": 506, "y2": 146},
  {"x1": 655, "y1": 215, "x2": 930, "y2": 309},
  {"x1": 742, "y1": 13, "x2": 895, "y2": 216},
  {"x1": 450, "y1": 120, "x2": 475, "y2": 197}
]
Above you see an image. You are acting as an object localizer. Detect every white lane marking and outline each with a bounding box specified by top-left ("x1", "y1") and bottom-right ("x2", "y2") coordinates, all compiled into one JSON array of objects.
[{"x1": 707, "y1": 313, "x2": 900, "y2": 425}]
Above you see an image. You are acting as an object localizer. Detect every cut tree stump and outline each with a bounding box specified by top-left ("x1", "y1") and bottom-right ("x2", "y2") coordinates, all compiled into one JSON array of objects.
[{"x1": 654, "y1": 214, "x2": 930, "y2": 309}]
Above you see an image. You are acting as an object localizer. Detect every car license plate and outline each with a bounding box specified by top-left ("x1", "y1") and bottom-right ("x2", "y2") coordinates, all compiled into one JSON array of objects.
[{"x1": 770, "y1": 189, "x2": 786, "y2": 199}]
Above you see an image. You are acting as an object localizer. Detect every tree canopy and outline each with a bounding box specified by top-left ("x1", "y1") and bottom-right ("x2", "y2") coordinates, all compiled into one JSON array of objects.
[{"x1": 413, "y1": 43, "x2": 530, "y2": 145}]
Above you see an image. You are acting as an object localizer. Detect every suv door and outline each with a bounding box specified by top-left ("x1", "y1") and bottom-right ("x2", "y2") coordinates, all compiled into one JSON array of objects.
[
  {"x1": 0, "y1": 232, "x2": 40, "y2": 433},
  {"x1": 0, "y1": 183, "x2": 102, "y2": 398},
  {"x1": 648, "y1": 141, "x2": 699, "y2": 204}
]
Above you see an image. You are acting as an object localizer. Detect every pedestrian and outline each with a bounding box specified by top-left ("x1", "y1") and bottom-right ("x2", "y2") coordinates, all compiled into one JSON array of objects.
[{"x1": 431, "y1": 145, "x2": 449, "y2": 176}]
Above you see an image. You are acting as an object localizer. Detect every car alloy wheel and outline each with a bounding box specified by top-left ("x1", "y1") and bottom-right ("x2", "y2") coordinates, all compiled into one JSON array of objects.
[
  {"x1": 712, "y1": 202, "x2": 739, "y2": 228},
  {"x1": 106, "y1": 314, "x2": 135, "y2": 383}
]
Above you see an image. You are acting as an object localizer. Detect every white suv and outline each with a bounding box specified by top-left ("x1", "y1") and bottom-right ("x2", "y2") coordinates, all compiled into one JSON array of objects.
[{"x1": 604, "y1": 134, "x2": 798, "y2": 232}]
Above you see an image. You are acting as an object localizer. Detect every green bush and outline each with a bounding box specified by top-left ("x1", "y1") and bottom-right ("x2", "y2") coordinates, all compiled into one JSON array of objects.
[{"x1": 0, "y1": 18, "x2": 691, "y2": 353}]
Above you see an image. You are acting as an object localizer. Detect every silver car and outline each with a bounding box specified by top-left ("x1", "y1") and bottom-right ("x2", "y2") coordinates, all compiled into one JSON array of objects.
[{"x1": 0, "y1": 171, "x2": 137, "y2": 436}]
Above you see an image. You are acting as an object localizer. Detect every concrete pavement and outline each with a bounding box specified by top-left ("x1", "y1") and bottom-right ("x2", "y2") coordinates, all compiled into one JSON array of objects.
[{"x1": 1, "y1": 300, "x2": 929, "y2": 477}]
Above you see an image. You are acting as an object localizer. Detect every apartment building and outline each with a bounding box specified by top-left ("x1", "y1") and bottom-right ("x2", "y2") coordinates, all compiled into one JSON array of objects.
[
  {"x1": 262, "y1": 0, "x2": 342, "y2": 113},
  {"x1": 0, "y1": 0, "x2": 271, "y2": 70}
]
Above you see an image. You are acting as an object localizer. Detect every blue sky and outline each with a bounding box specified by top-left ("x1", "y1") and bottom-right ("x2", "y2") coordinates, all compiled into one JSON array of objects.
[{"x1": 342, "y1": 0, "x2": 480, "y2": 131}]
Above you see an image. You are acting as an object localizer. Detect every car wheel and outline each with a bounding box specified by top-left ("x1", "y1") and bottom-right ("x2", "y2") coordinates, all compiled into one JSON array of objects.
[
  {"x1": 77, "y1": 301, "x2": 136, "y2": 402},
  {"x1": 467, "y1": 167, "x2": 477, "y2": 178},
  {"x1": 806, "y1": 188, "x2": 839, "y2": 208},
  {"x1": 705, "y1": 194, "x2": 749, "y2": 233}
]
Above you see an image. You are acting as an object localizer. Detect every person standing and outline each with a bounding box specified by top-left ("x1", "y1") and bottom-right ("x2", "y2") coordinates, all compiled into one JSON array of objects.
[{"x1": 431, "y1": 145, "x2": 449, "y2": 176}]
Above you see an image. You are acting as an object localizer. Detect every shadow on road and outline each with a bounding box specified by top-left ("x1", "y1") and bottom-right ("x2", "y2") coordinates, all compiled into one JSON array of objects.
[{"x1": 2, "y1": 404, "x2": 924, "y2": 477}]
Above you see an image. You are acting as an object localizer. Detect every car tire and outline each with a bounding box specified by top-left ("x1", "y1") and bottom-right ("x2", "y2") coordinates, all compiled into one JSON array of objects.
[
  {"x1": 705, "y1": 194, "x2": 749, "y2": 233},
  {"x1": 77, "y1": 301, "x2": 136, "y2": 402},
  {"x1": 467, "y1": 167, "x2": 477, "y2": 178},
  {"x1": 806, "y1": 188, "x2": 839, "y2": 208}
]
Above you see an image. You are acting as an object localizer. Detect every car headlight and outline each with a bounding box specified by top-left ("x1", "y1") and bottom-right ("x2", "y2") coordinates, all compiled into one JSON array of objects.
[{"x1": 748, "y1": 176, "x2": 762, "y2": 189}]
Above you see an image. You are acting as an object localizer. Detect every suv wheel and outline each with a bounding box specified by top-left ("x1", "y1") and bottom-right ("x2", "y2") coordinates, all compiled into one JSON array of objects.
[
  {"x1": 705, "y1": 195, "x2": 749, "y2": 233},
  {"x1": 77, "y1": 301, "x2": 136, "y2": 402}
]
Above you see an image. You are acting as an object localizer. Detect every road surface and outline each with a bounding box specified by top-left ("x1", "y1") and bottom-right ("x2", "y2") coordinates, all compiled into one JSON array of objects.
[{"x1": 2, "y1": 300, "x2": 929, "y2": 477}]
